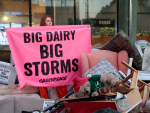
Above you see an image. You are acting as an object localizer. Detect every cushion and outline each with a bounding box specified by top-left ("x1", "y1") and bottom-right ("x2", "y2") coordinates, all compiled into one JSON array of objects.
[
  {"x1": 82, "y1": 58, "x2": 121, "y2": 80},
  {"x1": 100, "y1": 30, "x2": 142, "y2": 70}
]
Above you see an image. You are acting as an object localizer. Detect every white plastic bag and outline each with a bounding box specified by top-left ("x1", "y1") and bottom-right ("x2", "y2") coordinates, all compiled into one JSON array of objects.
[{"x1": 142, "y1": 46, "x2": 150, "y2": 71}]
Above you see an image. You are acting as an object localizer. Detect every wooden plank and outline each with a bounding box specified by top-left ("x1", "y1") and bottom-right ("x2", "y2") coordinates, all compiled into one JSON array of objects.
[
  {"x1": 143, "y1": 85, "x2": 149, "y2": 100},
  {"x1": 139, "y1": 86, "x2": 144, "y2": 99},
  {"x1": 130, "y1": 71, "x2": 139, "y2": 88},
  {"x1": 136, "y1": 36, "x2": 150, "y2": 42},
  {"x1": 121, "y1": 72, "x2": 133, "y2": 84},
  {"x1": 59, "y1": 95, "x2": 90, "y2": 101},
  {"x1": 120, "y1": 61, "x2": 150, "y2": 100},
  {"x1": 138, "y1": 79, "x2": 148, "y2": 86},
  {"x1": 138, "y1": 80, "x2": 149, "y2": 100},
  {"x1": 139, "y1": 85, "x2": 145, "y2": 93},
  {"x1": 121, "y1": 83, "x2": 130, "y2": 88},
  {"x1": 121, "y1": 61, "x2": 138, "y2": 72},
  {"x1": 91, "y1": 36, "x2": 113, "y2": 45}
]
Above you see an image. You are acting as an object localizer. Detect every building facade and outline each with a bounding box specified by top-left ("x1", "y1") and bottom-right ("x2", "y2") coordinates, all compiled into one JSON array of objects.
[{"x1": 0, "y1": 0, "x2": 150, "y2": 45}]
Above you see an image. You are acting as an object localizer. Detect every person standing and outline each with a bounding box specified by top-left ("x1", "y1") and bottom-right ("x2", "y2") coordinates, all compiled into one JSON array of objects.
[{"x1": 39, "y1": 15, "x2": 68, "y2": 99}]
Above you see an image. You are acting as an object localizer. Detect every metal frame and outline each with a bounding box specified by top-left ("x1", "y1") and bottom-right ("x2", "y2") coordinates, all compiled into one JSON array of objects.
[
  {"x1": 29, "y1": 0, "x2": 32, "y2": 27},
  {"x1": 74, "y1": 0, "x2": 76, "y2": 25},
  {"x1": 129, "y1": 0, "x2": 132, "y2": 39},
  {"x1": 117, "y1": 0, "x2": 119, "y2": 33}
]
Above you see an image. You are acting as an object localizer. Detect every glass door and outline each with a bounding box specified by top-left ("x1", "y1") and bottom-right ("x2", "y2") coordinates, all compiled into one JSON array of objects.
[{"x1": 76, "y1": 0, "x2": 117, "y2": 46}]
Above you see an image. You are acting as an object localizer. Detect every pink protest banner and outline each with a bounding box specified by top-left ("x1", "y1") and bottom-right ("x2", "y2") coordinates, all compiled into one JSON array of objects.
[{"x1": 6, "y1": 25, "x2": 91, "y2": 89}]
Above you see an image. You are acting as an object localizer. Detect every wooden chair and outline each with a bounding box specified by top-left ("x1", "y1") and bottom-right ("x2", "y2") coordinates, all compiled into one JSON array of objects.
[{"x1": 121, "y1": 61, "x2": 149, "y2": 100}]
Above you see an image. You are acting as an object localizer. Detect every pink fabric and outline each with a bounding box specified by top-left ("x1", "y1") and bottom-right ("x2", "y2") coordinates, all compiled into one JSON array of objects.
[
  {"x1": 6, "y1": 25, "x2": 91, "y2": 89},
  {"x1": 80, "y1": 52, "x2": 90, "y2": 74},
  {"x1": 87, "y1": 50, "x2": 118, "y2": 70},
  {"x1": 81, "y1": 50, "x2": 129, "y2": 74},
  {"x1": 117, "y1": 50, "x2": 129, "y2": 74},
  {"x1": 139, "y1": 100, "x2": 147, "y2": 108}
]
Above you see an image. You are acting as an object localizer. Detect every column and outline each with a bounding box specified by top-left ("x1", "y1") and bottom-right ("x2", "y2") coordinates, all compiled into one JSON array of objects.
[
  {"x1": 129, "y1": 0, "x2": 137, "y2": 43},
  {"x1": 46, "y1": 0, "x2": 54, "y2": 19},
  {"x1": 118, "y1": 0, "x2": 129, "y2": 35}
]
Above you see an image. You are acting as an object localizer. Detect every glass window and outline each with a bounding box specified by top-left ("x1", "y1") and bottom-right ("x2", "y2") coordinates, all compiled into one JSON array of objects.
[
  {"x1": 11, "y1": 23, "x2": 22, "y2": 27},
  {"x1": 0, "y1": 23, "x2": 10, "y2": 45},
  {"x1": 31, "y1": 0, "x2": 74, "y2": 26},
  {"x1": 76, "y1": 0, "x2": 117, "y2": 46},
  {"x1": 136, "y1": 0, "x2": 150, "y2": 43},
  {"x1": 31, "y1": 0, "x2": 117, "y2": 46},
  {"x1": 0, "y1": 0, "x2": 29, "y2": 45}
]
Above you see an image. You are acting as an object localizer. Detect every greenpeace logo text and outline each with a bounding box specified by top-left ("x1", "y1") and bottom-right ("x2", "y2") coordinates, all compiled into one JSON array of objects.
[{"x1": 39, "y1": 76, "x2": 68, "y2": 83}]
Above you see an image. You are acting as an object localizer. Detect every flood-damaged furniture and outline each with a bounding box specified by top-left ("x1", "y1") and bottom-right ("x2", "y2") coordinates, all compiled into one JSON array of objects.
[
  {"x1": 62, "y1": 61, "x2": 143, "y2": 113},
  {"x1": 62, "y1": 61, "x2": 149, "y2": 113},
  {"x1": 121, "y1": 61, "x2": 149, "y2": 101},
  {"x1": 81, "y1": 50, "x2": 129, "y2": 75},
  {"x1": 121, "y1": 61, "x2": 150, "y2": 113},
  {"x1": 101, "y1": 30, "x2": 143, "y2": 70}
]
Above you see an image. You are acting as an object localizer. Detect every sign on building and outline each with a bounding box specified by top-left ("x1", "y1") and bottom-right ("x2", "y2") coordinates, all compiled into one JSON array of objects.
[{"x1": 83, "y1": 19, "x2": 115, "y2": 27}]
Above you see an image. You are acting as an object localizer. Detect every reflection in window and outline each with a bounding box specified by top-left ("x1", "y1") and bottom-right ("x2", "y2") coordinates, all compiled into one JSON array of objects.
[
  {"x1": 31, "y1": 0, "x2": 117, "y2": 45},
  {"x1": 11, "y1": 23, "x2": 22, "y2": 27},
  {"x1": 0, "y1": 23, "x2": 10, "y2": 45},
  {"x1": 32, "y1": 0, "x2": 74, "y2": 26},
  {"x1": 0, "y1": 1, "x2": 29, "y2": 27},
  {"x1": 137, "y1": 0, "x2": 150, "y2": 38},
  {"x1": 77, "y1": 0, "x2": 117, "y2": 45}
]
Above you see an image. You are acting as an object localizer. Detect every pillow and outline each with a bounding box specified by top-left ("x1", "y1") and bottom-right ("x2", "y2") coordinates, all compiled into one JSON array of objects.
[
  {"x1": 100, "y1": 30, "x2": 142, "y2": 70},
  {"x1": 82, "y1": 58, "x2": 121, "y2": 80}
]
